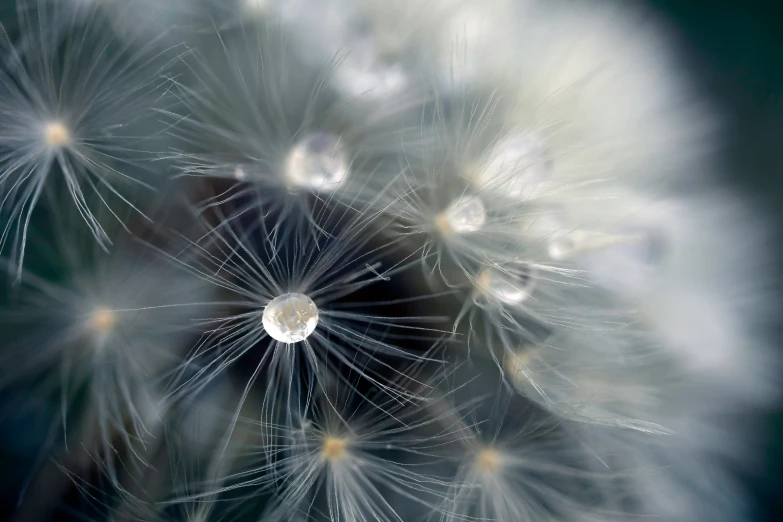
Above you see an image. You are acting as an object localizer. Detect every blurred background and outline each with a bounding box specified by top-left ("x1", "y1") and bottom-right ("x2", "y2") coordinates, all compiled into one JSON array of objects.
[{"x1": 630, "y1": 3, "x2": 783, "y2": 519}]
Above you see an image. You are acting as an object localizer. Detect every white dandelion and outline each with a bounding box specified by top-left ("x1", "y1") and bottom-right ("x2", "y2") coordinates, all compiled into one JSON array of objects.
[
  {"x1": 0, "y1": 218, "x2": 211, "y2": 482},
  {"x1": 184, "y1": 363, "x2": 456, "y2": 522},
  {"x1": 155, "y1": 193, "x2": 446, "y2": 446},
  {"x1": 434, "y1": 385, "x2": 628, "y2": 522},
  {"x1": 163, "y1": 24, "x2": 417, "y2": 230},
  {"x1": 0, "y1": 1, "x2": 180, "y2": 279}
]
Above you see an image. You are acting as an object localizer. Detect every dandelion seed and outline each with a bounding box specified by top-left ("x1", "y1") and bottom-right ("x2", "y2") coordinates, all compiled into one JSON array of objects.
[
  {"x1": 0, "y1": 3, "x2": 178, "y2": 278},
  {"x1": 0, "y1": 216, "x2": 212, "y2": 482},
  {"x1": 158, "y1": 194, "x2": 444, "y2": 444},
  {"x1": 166, "y1": 26, "x2": 411, "y2": 228},
  {"x1": 475, "y1": 447, "x2": 501, "y2": 473},
  {"x1": 435, "y1": 386, "x2": 623, "y2": 522},
  {"x1": 190, "y1": 364, "x2": 455, "y2": 522},
  {"x1": 321, "y1": 435, "x2": 348, "y2": 461}
]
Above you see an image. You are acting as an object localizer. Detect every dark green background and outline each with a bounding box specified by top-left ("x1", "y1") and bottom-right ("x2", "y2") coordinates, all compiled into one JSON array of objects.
[{"x1": 646, "y1": 2, "x2": 783, "y2": 520}]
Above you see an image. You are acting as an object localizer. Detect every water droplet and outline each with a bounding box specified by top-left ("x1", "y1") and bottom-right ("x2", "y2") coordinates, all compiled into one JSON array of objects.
[
  {"x1": 262, "y1": 293, "x2": 319, "y2": 343},
  {"x1": 284, "y1": 133, "x2": 349, "y2": 192}
]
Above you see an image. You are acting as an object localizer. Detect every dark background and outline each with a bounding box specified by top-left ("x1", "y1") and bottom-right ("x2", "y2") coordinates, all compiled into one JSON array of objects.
[{"x1": 644, "y1": 2, "x2": 783, "y2": 520}]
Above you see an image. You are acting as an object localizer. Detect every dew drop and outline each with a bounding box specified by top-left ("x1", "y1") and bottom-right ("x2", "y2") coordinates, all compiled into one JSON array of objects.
[
  {"x1": 434, "y1": 195, "x2": 486, "y2": 236},
  {"x1": 284, "y1": 133, "x2": 349, "y2": 192},
  {"x1": 476, "y1": 265, "x2": 536, "y2": 304},
  {"x1": 262, "y1": 293, "x2": 319, "y2": 343}
]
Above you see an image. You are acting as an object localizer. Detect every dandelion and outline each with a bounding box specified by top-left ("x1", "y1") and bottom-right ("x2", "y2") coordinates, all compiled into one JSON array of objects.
[
  {"x1": 0, "y1": 1, "x2": 180, "y2": 279},
  {"x1": 189, "y1": 363, "x2": 456, "y2": 522},
  {"x1": 163, "y1": 24, "x2": 417, "y2": 230},
  {"x1": 0, "y1": 1, "x2": 777, "y2": 521},
  {"x1": 503, "y1": 329, "x2": 676, "y2": 434},
  {"x1": 0, "y1": 216, "x2": 211, "y2": 482},
  {"x1": 156, "y1": 194, "x2": 445, "y2": 444},
  {"x1": 434, "y1": 386, "x2": 626, "y2": 522}
]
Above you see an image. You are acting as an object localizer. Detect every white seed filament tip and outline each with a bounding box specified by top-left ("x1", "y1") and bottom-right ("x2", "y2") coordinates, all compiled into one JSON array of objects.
[{"x1": 262, "y1": 293, "x2": 319, "y2": 343}]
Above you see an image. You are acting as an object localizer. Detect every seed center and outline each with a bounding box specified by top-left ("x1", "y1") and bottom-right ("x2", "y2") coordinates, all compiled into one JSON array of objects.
[
  {"x1": 322, "y1": 436, "x2": 348, "y2": 461},
  {"x1": 89, "y1": 307, "x2": 116, "y2": 333},
  {"x1": 476, "y1": 448, "x2": 502, "y2": 473},
  {"x1": 44, "y1": 121, "x2": 70, "y2": 147},
  {"x1": 434, "y1": 195, "x2": 486, "y2": 237}
]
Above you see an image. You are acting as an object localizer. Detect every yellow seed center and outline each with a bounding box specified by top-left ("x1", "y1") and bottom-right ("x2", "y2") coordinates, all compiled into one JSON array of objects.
[
  {"x1": 44, "y1": 121, "x2": 70, "y2": 147},
  {"x1": 90, "y1": 308, "x2": 116, "y2": 332},
  {"x1": 475, "y1": 269, "x2": 493, "y2": 295},
  {"x1": 505, "y1": 350, "x2": 530, "y2": 378},
  {"x1": 476, "y1": 448, "x2": 501, "y2": 473},
  {"x1": 322, "y1": 437, "x2": 348, "y2": 461},
  {"x1": 433, "y1": 212, "x2": 453, "y2": 237}
]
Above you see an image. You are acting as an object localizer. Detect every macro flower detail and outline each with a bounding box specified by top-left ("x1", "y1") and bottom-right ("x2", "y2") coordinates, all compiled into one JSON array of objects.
[{"x1": 0, "y1": 1, "x2": 778, "y2": 522}]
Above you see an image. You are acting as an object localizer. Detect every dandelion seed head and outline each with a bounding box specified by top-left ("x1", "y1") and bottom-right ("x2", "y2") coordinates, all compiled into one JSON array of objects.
[
  {"x1": 262, "y1": 293, "x2": 319, "y2": 343},
  {"x1": 434, "y1": 195, "x2": 486, "y2": 237},
  {"x1": 321, "y1": 435, "x2": 349, "y2": 462},
  {"x1": 43, "y1": 121, "x2": 71, "y2": 148},
  {"x1": 475, "y1": 266, "x2": 535, "y2": 304},
  {"x1": 284, "y1": 132, "x2": 349, "y2": 192}
]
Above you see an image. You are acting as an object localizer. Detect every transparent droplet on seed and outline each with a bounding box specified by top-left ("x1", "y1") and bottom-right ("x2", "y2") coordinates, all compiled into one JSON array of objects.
[
  {"x1": 262, "y1": 293, "x2": 319, "y2": 343},
  {"x1": 233, "y1": 166, "x2": 247, "y2": 180},
  {"x1": 434, "y1": 195, "x2": 487, "y2": 236},
  {"x1": 475, "y1": 134, "x2": 550, "y2": 199},
  {"x1": 284, "y1": 133, "x2": 349, "y2": 192},
  {"x1": 333, "y1": 37, "x2": 409, "y2": 99},
  {"x1": 476, "y1": 265, "x2": 536, "y2": 304}
]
